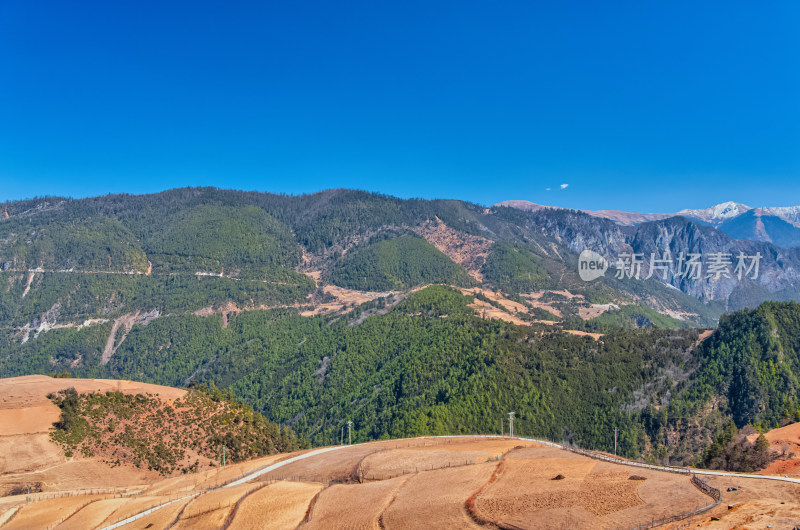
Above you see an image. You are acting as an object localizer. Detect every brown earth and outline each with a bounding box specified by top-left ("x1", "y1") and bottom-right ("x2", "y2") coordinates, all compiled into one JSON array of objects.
[
  {"x1": 115, "y1": 498, "x2": 193, "y2": 529},
  {"x1": 4, "y1": 438, "x2": 800, "y2": 529},
  {"x1": 258, "y1": 443, "x2": 384, "y2": 483},
  {"x1": 360, "y1": 438, "x2": 530, "y2": 480},
  {"x1": 461, "y1": 287, "x2": 535, "y2": 326},
  {"x1": 302, "y1": 475, "x2": 408, "y2": 529},
  {"x1": 380, "y1": 463, "x2": 494, "y2": 528},
  {"x1": 476, "y1": 446, "x2": 710, "y2": 529},
  {"x1": 55, "y1": 498, "x2": 130, "y2": 530},
  {"x1": 170, "y1": 483, "x2": 257, "y2": 529},
  {"x1": 458, "y1": 288, "x2": 603, "y2": 337},
  {"x1": 675, "y1": 474, "x2": 800, "y2": 529},
  {"x1": 562, "y1": 330, "x2": 604, "y2": 340},
  {"x1": 412, "y1": 218, "x2": 493, "y2": 281},
  {"x1": 1, "y1": 494, "x2": 110, "y2": 529},
  {"x1": 745, "y1": 421, "x2": 800, "y2": 478},
  {"x1": 300, "y1": 284, "x2": 396, "y2": 316},
  {"x1": 228, "y1": 481, "x2": 323, "y2": 530},
  {"x1": 520, "y1": 291, "x2": 567, "y2": 317}
]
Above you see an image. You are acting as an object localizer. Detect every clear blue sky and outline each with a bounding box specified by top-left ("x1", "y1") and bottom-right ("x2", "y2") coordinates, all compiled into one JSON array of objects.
[{"x1": 1, "y1": 1, "x2": 798, "y2": 211}]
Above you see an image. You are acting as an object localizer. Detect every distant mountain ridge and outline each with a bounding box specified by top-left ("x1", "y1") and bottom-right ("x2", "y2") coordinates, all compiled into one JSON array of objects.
[
  {"x1": 495, "y1": 200, "x2": 800, "y2": 248},
  {"x1": 0, "y1": 186, "x2": 798, "y2": 355}
]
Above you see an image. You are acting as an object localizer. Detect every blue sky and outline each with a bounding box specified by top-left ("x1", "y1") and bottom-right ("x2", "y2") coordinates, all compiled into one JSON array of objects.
[{"x1": 1, "y1": 1, "x2": 798, "y2": 211}]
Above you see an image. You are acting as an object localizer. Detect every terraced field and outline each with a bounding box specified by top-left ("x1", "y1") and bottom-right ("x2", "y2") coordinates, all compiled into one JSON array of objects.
[
  {"x1": 4, "y1": 435, "x2": 793, "y2": 529},
  {"x1": 4, "y1": 374, "x2": 800, "y2": 528}
]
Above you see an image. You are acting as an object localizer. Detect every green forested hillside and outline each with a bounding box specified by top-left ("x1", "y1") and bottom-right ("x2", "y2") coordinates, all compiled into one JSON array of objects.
[
  {"x1": 0, "y1": 215, "x2": 149, "y2": 272},
  {"x1": 2, "y1": 277, "x2": 799, "y2": 466},
  {"x1": 638, "y1": 301, "x2": 800, "y2": 465},
  {"x1": 0, "y1": 272, "x2": 314, "y2": 327},
  {"x1": 481, "y1": 242, "x2": 550, "y2": 292},
  {"x1": 144, "y1": 204, "x2": 301, "y2": 279},
  {"x1": 0, "y1": 188, "x2": 730, "y2": 330},
  {"x1": 0, "y1": 285, "x2": 703, "y2": 459},
  {"x1": 680, "y1": 301, "x2": 800, "y2": 428},
  {"x1": 328, "y1": 234, "x2": 475, "y2": 290}
]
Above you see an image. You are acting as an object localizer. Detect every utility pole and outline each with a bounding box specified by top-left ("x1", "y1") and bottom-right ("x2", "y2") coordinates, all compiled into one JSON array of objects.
[
  {"x1": 347, "y1": 421, "x2": 353, "y2": 445},
  {"x1": 500, "y1": 418, "x2": 503, "y2": 437},
  {"x1": 508, "y1": 412, "x2": 515, "y2": 439},
  {"x1": 614, "y1": 427, "x2": 618, "y2": 457},
  {"x1": 222, "y1": 444, "x2": 226, "y2": 468},
  {"x1": 340, "y1": 426, "x2": 344, "y2": 445}
]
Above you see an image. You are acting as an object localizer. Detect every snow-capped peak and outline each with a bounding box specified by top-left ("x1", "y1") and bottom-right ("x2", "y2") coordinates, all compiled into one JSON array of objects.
[
  {"x1": 676, "y1": 201, "x2": 753, "y2": 223},
  {"x1": 758, "y1": 205, "x2": 800, "y2": 227}
]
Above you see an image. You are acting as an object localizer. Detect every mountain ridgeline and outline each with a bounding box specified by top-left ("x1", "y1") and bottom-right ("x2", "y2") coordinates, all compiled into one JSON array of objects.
[{"x1": 2, "y1": 188, "x2": 800, "y2": 466}]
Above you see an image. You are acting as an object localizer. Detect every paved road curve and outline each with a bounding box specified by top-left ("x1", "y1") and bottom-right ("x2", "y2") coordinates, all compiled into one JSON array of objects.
[{"x1": 100, "y1": 445, "x2": 349, "y2": 530}]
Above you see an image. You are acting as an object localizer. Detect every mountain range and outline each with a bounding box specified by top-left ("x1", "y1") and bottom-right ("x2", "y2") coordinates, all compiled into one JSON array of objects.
[
  {"x1": 1, "y1": 187, "x2": 800, "y2": 466},
  {"x1": 1, "y1": 188, "x2": 799, "y2": 340},
  {"x1": 496, "y1": 200, "x2": 800, "y2": 248}
]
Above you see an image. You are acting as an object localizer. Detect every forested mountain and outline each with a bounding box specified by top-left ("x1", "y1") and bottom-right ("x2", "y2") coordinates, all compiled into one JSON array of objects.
[
  {"x1": 0, "y1": 284, "x2": 706, "y2": 458},
  {"x1": 1, "y1": 186, "x2": 772, "y2": 333},
  {"x1": 639, "y1": 301, "x2": 800, "y2": 465},
  {"x1": 2, "y1": 188, "x2": 800, "y2": 466},
  {"x1": 328, "y1": 233, "x2": 475, "y2": 290}
]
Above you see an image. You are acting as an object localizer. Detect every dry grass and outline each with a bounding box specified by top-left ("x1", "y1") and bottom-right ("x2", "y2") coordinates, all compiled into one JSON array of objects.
[
  {"x1": 171, "y1": 505, "x2": 232, "y2": 529},
  {"x1": 97, "y1": 495, "x2": 174, "y2": 526},
  {"x1": 2, "y1": 494, "x2": 107, "y2": 529},
  {"x1": 303, "y1": 476, "x2": 407, "y2": 529},
  {"x1": 0, "y1": 404, "x2": 60, "y2": 435},
  {"x1": 476, "y1": 447, "x2": 710, "y2": 529},
  {"x1": 361, "y1": 439, "x2": 529, "y2": 479},
  {"x1": 228, "y1": 481, "x2": 323, "y2": 529},
  {"x1": 177, "y1": 483, "x2": 254, "y2": 520},
  {"x1": 676, "y1": 475, "x2": 800, "y2": 529},
  {"x1": 115, "y1": 497, "x2": 193, "y2": 530},
  {"x1": 54, "y1": 498, "x2": 129, "y2": 530},
  {"x1": 381, "y1": 463, "x2": 495, "y2": 528},
  {"x1": 258, "y1": 444, "x2": 382, "y2": 484}
]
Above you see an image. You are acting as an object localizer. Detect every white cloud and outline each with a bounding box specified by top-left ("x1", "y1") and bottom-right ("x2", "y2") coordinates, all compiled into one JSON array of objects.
[
  {"x1": 545, "y1": 187, "x2": 551, "y2": 191},
  {"x1": 560, "y1": 183, "x2": 569, "y2": 189}
]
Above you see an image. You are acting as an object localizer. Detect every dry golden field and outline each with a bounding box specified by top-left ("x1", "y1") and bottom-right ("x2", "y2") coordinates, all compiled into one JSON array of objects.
[
  {"x1": 6, "y1": 436, "x2": 800, "y2": 529},
  {"x1": 4, "y1": 375, "x2": 800, "y2": 529}
]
